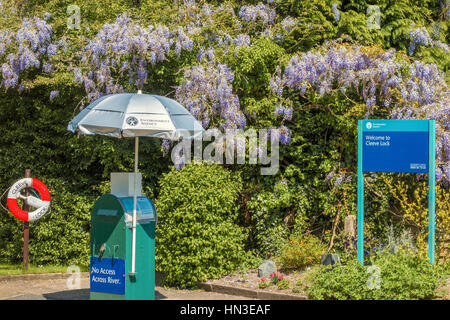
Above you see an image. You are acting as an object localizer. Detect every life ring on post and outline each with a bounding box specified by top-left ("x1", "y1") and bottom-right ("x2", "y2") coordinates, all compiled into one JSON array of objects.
[{"x1": 7, "y1": 178, "x2": 51, "y2": 222}]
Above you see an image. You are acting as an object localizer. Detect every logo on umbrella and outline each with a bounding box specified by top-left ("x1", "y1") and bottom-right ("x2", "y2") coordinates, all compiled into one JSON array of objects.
[{"x1": 126, "y1": 116, "x2": 139, "y2": 126}]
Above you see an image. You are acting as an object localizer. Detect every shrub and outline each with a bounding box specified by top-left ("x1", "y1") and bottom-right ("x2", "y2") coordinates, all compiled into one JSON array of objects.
[
  {"x1": 384, "y1": 178, "x2": 450, "y2": 262},
  {"x1": 277, "y1": 234, "x2": 327, "y2": 270},
  {"x1": 292, "y1": 279, "x2": 305, "y2": 294},
  {"x1": 307, "y1": 251, "x2": 448, "y2": 300},
  {"x1": 246, "y1": 190, "x2": 290, "y2": 258},
  {"x1": 155, "y1": 162, "x2": 252, "y2": 288},
  {"x1": 277, "y1": 278, "x2": 291, "y2": 290}
]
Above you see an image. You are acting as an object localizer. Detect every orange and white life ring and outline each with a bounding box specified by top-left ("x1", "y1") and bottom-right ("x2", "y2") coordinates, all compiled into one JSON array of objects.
[{"x1": 7, "y1": 178, "x2": 51, "y2": 222}]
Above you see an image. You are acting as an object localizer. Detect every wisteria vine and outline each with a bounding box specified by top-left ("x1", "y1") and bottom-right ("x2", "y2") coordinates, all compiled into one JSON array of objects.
[
  {"x1": 238, "y1": 3, "x2": 276, "y2": 25},
  {"x1": 175, "y1": 60, "x2": 246, "y2": 131},
  {"x1": 270, "y1": 43, "x2": 450, "y2": 184},
  {"x1": 1, "y1": 16, "x2": 59, "y2": 93},
  {"x1": 77, "y1": 13, "x2": 194, "y2": 102},
  {"x1": 0, "y1": 2, "x2": 448, "y2": 182},
  {"x1": 409, "y1": 26, "x2": 449, "y2": 56}
]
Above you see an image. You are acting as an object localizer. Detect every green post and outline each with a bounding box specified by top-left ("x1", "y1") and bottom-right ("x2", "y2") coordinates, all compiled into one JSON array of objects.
[
  {"x1": 428, "y1": 120, "x2": 436, "y2": 264},
  {"x1": 357, "y1": 120, "x2": 364, "y2": 265}
]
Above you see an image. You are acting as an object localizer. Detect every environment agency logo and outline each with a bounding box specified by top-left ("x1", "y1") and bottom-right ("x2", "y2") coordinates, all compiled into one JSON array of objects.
[
  {"x1": 126, "y1": 116, "x2": 139, "y2": 126},
  {"x1": 366, "y1": 122, "x2": 373, "y2": 129}
]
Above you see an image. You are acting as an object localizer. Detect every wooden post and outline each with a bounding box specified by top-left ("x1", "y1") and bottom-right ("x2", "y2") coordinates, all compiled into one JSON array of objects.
[
  {"x1": 23, "y1": 169, "x2": 30, "y2": 271},
  {"x1": 344, "y1": 215, "x2": 357, "y2": 249}
]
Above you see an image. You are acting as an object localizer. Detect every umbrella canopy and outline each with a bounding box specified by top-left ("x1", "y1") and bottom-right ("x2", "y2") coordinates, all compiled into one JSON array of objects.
[
  {"x1": 67, "y1": 91, "x2": 203, "y2": 277},
  {"x1": 67, "y1": 92, "x2": 203, "y2": 140}
]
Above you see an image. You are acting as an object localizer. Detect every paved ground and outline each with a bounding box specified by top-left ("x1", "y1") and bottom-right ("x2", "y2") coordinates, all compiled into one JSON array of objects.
[{"x1": 0, "y1": 276, "x2": 253, "y2": 300}]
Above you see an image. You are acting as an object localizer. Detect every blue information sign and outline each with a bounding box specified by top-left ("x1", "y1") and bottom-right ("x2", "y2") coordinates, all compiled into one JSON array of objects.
[
  {"x1": 362, "y1": 120, "x2": 429, "y2": 173},
  {"x1": 90, "y1": 257, "x2": 125, "y2": 295},
  {"x1": 357, "y1": 119, "x2": 436, "y2": 264}
]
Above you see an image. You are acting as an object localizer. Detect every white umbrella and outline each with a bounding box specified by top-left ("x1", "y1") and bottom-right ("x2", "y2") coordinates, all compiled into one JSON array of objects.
[{"x1": 67, "y1": 91, "x2": 203, "y2": 276}]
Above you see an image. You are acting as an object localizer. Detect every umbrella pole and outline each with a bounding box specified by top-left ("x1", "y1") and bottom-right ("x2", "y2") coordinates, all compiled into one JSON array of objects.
[
  {"x1": 131, "y1": 90, "x2": 141, "y2": 276},
  {"x1": 131, "y1": 136, "x2": 139, "y2": 276}
]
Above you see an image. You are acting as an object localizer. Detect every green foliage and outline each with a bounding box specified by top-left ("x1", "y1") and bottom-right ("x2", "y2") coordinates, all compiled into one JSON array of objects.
[
  {"x1": 307, "y1": 251, "x2": 448, "y2": 300},
  {"x1": 155, "y1": 162, "x2": 252, "y2": 288},
  {"x1": 307, "y1": 259, "x2": 372, "y2": 300},
  {"x1": 229, "y1": 36, "x2": 287, "y2": 125},
  {"x1": 246, "y1": 189, "x2": 289, "y2": 258},
  {"x1": 277, "y1": 234, "x2": 327, "y2": 270},
  {"x1": 291, "y1": 285, "x2": 303, "y2": 294},
  {"x1": 276, "y1": 278, "x2": 290, "y2": 290},
  {"x1": 244, "y1": 176, "x2": 312, "y2": 258}
]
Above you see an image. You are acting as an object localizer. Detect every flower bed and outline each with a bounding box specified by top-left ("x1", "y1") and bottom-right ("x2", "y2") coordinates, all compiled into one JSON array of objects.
[{"x1": 205, "y1": 268, "x2": 312, "y2": 296}]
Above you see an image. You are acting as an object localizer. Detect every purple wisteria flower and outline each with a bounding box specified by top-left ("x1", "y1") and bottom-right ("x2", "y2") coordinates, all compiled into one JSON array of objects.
[
  {"x1": 408, "y1": 27, "x2": 448, "y2": 55},
  {"x1": 278, "y1": 125, "x2": 291, "y2": 145},
  {"x1": 162, "y1": 139, "x2": 171, "y2": 154},
  {"x1": 78, "y1": 14, "x2": 194, "y2": 100},
  {"x1": 281, "y1": 17, "x2": 298, "y2": 33},
  {"x1": 274, "y1": 104, "x2": 293, "y2": 121},
  {"x1": 175, "y1": 61, "x2": 246, "y2": 131},
  {"x1": 332, "y1": 3, "x2": 340, "y2": 23},
  {"x1": 434, "y1": 41, "x2": 449, "y2": 52},
  {"x1": 335, "y1": 173, "x2": 345, "y2": 187},
  {"x1": 202, "y1": 4, "x2": 213, "y2": 15},
  {"x1": 325, "y1": 171, "x2": 335, "y2": 181},
  {"x1": 409, "y1": 27, "x2": 432, "y2": 47},
  {"x1": 42, "y1": 62, "x2": 53, "y2": 73},
  {"x1": 433, "y1": 24, "x2": 441, "y2": 38},
  {"x1": 238, "y1": 3, "x2": 276, "y2": 25},
  {"x1": 49, "y1": 90, "x2": 59, "y2": 100},
  {"x1": 234, "y1": 34, "x2": 251, "y2": 49},
  {"x1": 1, "y1": 16, "x2": 58, "y2": 91}
]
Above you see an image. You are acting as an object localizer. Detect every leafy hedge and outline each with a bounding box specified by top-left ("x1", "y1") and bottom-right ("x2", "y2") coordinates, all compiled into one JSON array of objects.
[{"x1": 155, "y1": 163, "x2": 254, "y2": 288}]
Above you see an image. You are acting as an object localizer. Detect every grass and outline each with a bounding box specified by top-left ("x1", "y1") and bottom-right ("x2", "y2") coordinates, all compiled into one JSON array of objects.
[{"x1": 0, "y1": 263, "x2": 88, "y2": 275}]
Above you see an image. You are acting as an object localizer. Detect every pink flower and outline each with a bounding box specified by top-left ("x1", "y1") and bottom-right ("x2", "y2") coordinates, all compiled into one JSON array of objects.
[{"x1": 260, "y1": 277, "x2": 266, "y2": 282}]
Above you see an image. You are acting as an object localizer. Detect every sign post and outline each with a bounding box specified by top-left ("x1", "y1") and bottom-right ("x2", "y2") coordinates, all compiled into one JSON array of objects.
[
  {"x1": 23, "y1": 169, "x2": 31, "y2": 271},
  {"x1": 357, "y1": 119, "x2": 436, "y2": 264},
  {"x1": 428, "y1": 120, "x2": 436, "y2": 264}
]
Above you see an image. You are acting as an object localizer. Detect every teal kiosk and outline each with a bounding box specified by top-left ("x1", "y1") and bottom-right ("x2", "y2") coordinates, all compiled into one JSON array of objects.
[{"x1": 90, "y1": 173, "x2": 156, "y2": 300}]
